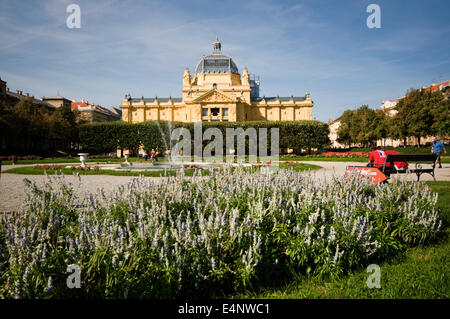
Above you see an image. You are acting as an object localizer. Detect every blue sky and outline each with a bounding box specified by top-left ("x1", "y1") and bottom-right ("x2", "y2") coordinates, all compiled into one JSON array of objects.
[{"x1": 0, "y1": 0, "x2": 449, "y2": 122}]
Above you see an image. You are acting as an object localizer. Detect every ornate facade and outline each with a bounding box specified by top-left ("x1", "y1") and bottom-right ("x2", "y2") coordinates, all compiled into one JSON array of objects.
[{"x1": 120, "y1": 38, "x2": 314, "y2": 123}]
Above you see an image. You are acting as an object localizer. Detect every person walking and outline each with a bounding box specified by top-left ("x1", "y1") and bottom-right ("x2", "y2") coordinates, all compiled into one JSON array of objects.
[
  {"x1": 150, "y1": 149, "x2": 155, "y2": 163},
  {"x1": 431, "y1": 137, "x2": 447, "y2": 168}
]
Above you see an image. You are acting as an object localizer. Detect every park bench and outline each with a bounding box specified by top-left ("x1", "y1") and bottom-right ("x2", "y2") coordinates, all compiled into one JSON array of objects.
[
  {"x1": 378, "y1": 153, "x2": 437, "y2": 181},
  {"x1": 346, "y1": 153, "x2": 438, "y2": 184}
]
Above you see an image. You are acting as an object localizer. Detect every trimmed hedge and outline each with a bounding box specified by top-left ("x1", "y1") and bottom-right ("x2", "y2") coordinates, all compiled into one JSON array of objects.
[{"x1": 79, "y1": 120, "x2": 330, "y2": 155}]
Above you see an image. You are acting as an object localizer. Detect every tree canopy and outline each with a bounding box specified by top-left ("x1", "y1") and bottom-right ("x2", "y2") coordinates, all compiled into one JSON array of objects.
[
  {"x1": 0, "y1": 97, "x2": 81, "y2": 155},
  {"x1": 337, "y1": 89, "x2": 449, "y2": 147},
  {"x1": 337, "y1": 105, "x2": 388, "y2": 147}
]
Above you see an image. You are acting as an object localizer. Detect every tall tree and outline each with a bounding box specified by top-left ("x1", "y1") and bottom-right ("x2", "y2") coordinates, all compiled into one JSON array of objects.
[
  {"x1": 393, "y1": 89, "x2": 449, "y2": 145},
  {"x1": 429, "y1": 91, "x2": 450, "y2": 136},
  {"x1": 0, "y1": 97, "x2": 81, "y2": 154},
  {"x1": 13, "y1": 97, "x2": 49, "y2": 151},
  {"x1": 354, "y1": 105, "x2": 379, "y2": 146},
  {"x1": 337, "y1": 105, "x2": 383, "y2": 147},
  {"x1": 337, "y1": 110, "x2": 354, "y2": 147},
  {"x1": 374, "y1": 109, "x2": 389, "y2": 145}
]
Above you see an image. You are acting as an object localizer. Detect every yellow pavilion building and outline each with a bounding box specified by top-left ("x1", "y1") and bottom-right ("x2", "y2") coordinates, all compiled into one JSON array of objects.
[{"x1": 120, "y1": 37, "x2": 314, "y2": 123}]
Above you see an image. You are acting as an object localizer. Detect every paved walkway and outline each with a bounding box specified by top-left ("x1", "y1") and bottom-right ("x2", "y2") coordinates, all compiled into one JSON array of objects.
[
  {"x1": 1, "y1": 161, "x2": 449, "y2": 213},
  {"x1": 303, "y1": 160, "x2": 450, "y2": 182}
]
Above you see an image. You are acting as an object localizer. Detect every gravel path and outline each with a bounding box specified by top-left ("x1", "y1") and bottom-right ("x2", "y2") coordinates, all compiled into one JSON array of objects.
[
  {"x1": 303, "y1": 160, "x2": 450, "y2": 182},
  {"x1": 0, "y1": 171, "x2": 165, "y2": 213},
  {"x1": 1, "y1": 161, "x2": 449, "y2": 213}
]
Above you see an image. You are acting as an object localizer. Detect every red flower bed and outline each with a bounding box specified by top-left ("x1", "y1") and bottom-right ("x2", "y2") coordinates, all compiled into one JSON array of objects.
[
  {"x1": 75, "y1": 166, "x2": 91, "y2": 171},
  {"x1": 0, "y1": 155, "x2": 43, "y2": 161},
  {"x1": 320, "y1": 152, "x2": 369, "y2": 157}
]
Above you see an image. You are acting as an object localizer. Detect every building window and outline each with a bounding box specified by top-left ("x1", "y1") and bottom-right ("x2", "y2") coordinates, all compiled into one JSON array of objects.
[
  {"x1": 211, "y1": 108, "x2": 220, "y2": 116},
  {"x1": 202, "y1": 108, "x2": 208, "y2": 116},
  {"x1": 222, "y1": 119, "x2": 229, "y2": 122},
  {"x1": 212, "y1": 83, "x2": 217, "y2": 89},
  {"x1": 222, "y1": 108, "x2": 229, "y2": 116}
]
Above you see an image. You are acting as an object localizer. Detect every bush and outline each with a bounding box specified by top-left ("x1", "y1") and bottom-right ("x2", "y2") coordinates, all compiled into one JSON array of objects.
[
  {"x1": 79, "y1": 120, "x2": 330, "y2": 155},
  {"x1": 0, "y1": 169, "x2": 442, "y2": 298},
  {"x1": 78, "y1": 122, "x2": 120, "y2": 154}
]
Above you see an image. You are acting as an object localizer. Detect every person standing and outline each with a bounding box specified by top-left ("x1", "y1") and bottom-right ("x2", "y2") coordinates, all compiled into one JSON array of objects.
[
  {"x1": 431, "y1": 137, "x2": 447, "y2": 168},
  {"x1": 150, "y1": 149, "x2": 155, "y2": 163}
]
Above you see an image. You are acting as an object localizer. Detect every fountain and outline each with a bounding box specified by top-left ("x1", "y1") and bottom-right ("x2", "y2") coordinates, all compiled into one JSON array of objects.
[{"x1": 121, "y1": 154, "x2": 133, "y2": 167}]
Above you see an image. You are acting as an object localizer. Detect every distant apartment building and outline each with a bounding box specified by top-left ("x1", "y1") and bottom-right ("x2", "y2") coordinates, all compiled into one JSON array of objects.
[
  {"x1": 109, "y1": 106, "x2": 122, "y2": 118},
  {"x1": 0, "y1": 77, "x2": 6, "y2": 95},
  {"x1": 42, "y1": 95, "x2": 72, "y2": 109},
  {"x1": 327, "y1": 117, "x2": 346, "y2": 148},
  {"x1": 380, "y1": 97, "x2": 403, "y2": 117},
  {"x1": 377, "y1": 97, "x2": 404, "y2": 147},
  {"x1": 71, "y1": 99, "x2": 121, "y2": 123},
  {"x1": 0, "y1": 76, "x2": 57, "y2": 111},
  {"x1": 422, "y1": 80, "x2": 450, "y2": 94},
  {"x1": 1, "y1": 75, "x2": 121, "y2": 123}
]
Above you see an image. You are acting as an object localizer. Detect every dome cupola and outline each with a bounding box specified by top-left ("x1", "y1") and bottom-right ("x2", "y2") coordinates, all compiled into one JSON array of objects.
[{"x1": 194, "y1": 37, "x2": 239, "y2": 75}]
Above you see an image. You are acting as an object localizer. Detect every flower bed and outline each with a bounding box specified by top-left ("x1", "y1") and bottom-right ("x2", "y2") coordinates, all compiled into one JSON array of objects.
[
  {"x1": 32, "y1": 164, "x2": 101, "y2": 171},
  {"x1": 316, "y1": 151, "x2": 369, "y2": 157},
  {"x1": 0, "y1": 155, "x2": 43, "y2": 161},
  {"x1": 0, "y1": 169, "x2": 442, "y2": 298}
]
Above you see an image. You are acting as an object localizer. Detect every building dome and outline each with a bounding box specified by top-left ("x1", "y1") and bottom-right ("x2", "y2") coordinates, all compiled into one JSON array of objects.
[{"x1": 194, "y1": 37, "x2": 239, "y2": 75}]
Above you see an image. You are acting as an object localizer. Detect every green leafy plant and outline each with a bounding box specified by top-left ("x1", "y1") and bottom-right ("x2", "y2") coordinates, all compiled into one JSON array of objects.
[{"x1": 0, "y1": 169, "x2": 442, "y2": 298}]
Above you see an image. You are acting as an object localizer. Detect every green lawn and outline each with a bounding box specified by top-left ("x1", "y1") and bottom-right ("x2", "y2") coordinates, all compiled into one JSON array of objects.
[
  {"x1": 280, "y1": 156, "x2": 450, "y2": 163},
  {"x1": 1, "y1": 166, "x2": 206, "y2": 177},
  {"x1": 0, "y1": 157, "x2": 169, "y2": 165},
  {"x1": 236, "y1": 181, "x2": 450, "y2": 299},
  {"x1": 2, "y1": 154, "x2": 448, "y2": 165},
  {"x1": 3, "y1": 162, "x2": 322, "y2": 176},
  {"x1": 280, "y1": 156, "x2": 369, "y2": 162},
  {"x1": 279, "y1": 162, "x2": 322, "y2": 171}
]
